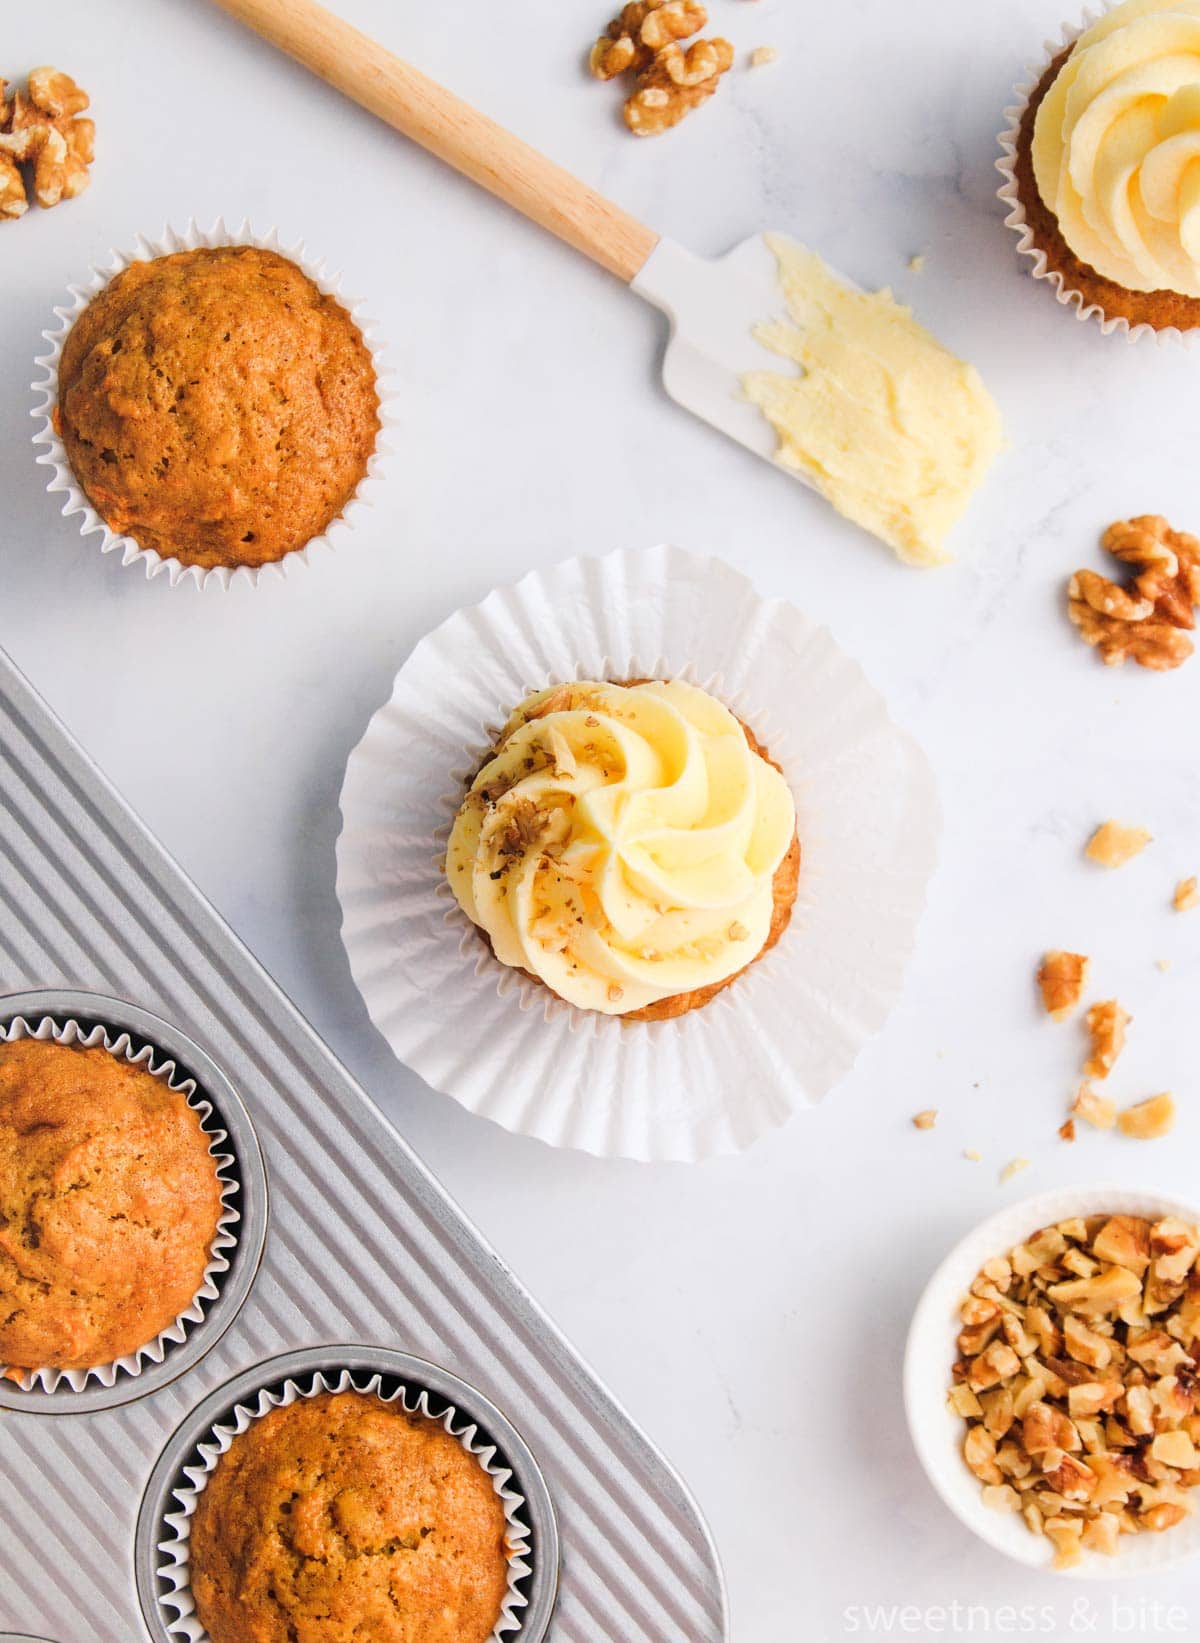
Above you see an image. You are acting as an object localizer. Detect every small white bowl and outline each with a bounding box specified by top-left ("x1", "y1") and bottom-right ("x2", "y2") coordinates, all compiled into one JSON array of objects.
[{"x1": 904, "y1": 1185, "x2": 1200, "y2": 1578}]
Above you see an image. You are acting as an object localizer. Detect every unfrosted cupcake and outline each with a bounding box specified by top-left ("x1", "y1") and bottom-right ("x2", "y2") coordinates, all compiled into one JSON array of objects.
[
  {"x1": 446, "y1": 678, "x2": 800, "y2": 1021},
  {"x1": 55, "y1": 245, "x2": 380, "y2": 569},
  {"x1": 0, "y1": 1038, "x2": 223, "y2": 1370},
  {"x1": 1005, "y1": 0, "x2": 1200, "y2": 332},
  {"x1": 190, "y1": 1391, "x2": 510, "y2": 1643}
]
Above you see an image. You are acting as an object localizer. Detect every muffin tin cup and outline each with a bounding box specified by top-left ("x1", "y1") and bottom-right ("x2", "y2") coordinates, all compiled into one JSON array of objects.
[
  {"x1": 336, "y1": 543, "x2": 940, "y2": 1162},
  {"x1": 30, "y1": 218, "x2": 396, "y2": 591},
  {"x1": 0, "y1": 993, "x2": 267, "y2": 1412},
  {"x1": 140, "y1": 1347, "x2": 555, "y2": 1643},
  {"x1": 996, "y1": 6, "x2": 1199, "y2": 345}
]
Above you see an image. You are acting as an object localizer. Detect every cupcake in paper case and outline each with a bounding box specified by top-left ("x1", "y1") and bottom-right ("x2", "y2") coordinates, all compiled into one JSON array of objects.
[
  {"x1": 1001, "y1": 0, "x2": 1200, "y2": 335},
  {"x1": 0, "y1": 1031, "x2": 230, "y2": 1381},
  {"x1": 181, "y1": 1381, "x2": 524, "y2": 1643},
  {"x1": 445, "y1": 678, "x2": 800, "y2": 1021},
  {"x1": 33, "y1": 222, "x2": 389, "y2": 588}
]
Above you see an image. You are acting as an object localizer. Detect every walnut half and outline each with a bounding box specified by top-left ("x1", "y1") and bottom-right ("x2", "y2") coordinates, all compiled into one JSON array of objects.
[
  {"x1": 1069, "y1": 516, "x2": 1200, "y2": 672},
  {"x1": 0, "y1": 67, "x2": 93, "y2": 218}
]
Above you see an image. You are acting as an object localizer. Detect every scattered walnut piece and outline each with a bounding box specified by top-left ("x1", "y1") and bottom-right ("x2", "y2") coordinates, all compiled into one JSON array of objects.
[
  {"x1": 951, "y1": 1211, "x2": 1200, "y2": 1566},
  {"x1": 1000, "y1": 1157, "x2": 1030, "y2": 1185},
  {"x1": 1069, "y1": 516, "x2": 1200, "y2": 671},
  {"x1": 1037, "y1": 950, "x2": 1089, "y2": 1020},
  {"x1": 963, "y1": 1147, "x2": 982, "y2": 1162},
  {"x1": 1117, "y1": 1093, "x2": 1176, "y2": 1141},
  {"x1": 1083, "y1": 1000, "x2": 1130, "y2": 1081},
  {"x1": 749, "y1": 45, "x2": 779, "y2": 66},
  {"x1": 1058, "y1": 1119, "x2": 1076, "y2": 1142},
  {"x1": 912, "y1": 1108, "x2": 937, "y2": 1131},
  {"x1": 0, "y1": 67, "x2": 92, "y2": 218},
  {"x1": 1071, "y1": 1082, "x2": 1116, "y2": 1130},
  {"x1": 1174, "y1": 877, "x2": 1199, "y2": 913},
  {"x1": 624, "y1": 36, "x2": 734, "y2": 133},
  {"x1": 1085, "y1": 821, "x2": 1152, "y2": 869}
]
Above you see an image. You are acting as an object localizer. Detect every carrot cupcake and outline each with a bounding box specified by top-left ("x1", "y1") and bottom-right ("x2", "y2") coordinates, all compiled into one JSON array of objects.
[
  {"x1": 446, "y1": 678, "x2": 799, "y2": 1020},
  {"x1": 54, "y1": 244, "x2": 380, "y2": 570},
  {"x1": 1006, "y1": 0, "x2": 1200, "y2": 332},
  {"x1": 190, "y1": 1391, "x2": 510, "y2": 1643},
  {"x1": 0, "y1": 1038, "x2": 224, "y2": 1370}
]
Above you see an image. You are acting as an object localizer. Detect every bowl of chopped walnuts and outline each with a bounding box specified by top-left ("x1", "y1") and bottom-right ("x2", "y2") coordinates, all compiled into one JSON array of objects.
[{"x1": 905, "y1": 1187, "x2": 1200, "y2": 1576}]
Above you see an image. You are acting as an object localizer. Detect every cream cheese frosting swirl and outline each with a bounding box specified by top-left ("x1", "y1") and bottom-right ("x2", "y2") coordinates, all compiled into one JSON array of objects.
[
  {"x1": 1032, "y1": 0, "x2": 1200, "y2": 296},
  {"x1": 446, "y1": 680, "x2": 797, "y2": 1015}
]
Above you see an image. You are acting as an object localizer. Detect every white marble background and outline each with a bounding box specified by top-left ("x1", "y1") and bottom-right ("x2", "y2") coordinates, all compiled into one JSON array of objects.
[{"x1": 4, "y1": 1, "x2": 1200, "y2": 1637}]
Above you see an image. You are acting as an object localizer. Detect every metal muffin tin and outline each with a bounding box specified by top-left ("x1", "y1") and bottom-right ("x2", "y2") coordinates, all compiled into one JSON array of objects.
[
  {"x1": 0, "y1": 647, "x2": 728, "y2": 1643},
  {"x1": 0, "y1": 992, "x2": 268, "y2": 1416},
  {"x1": 135, "y1": 1345, "x2": 560, "y2": 1642}
]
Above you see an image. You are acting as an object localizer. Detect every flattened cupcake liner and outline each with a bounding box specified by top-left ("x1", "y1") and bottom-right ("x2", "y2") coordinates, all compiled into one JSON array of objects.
[
  {"x1": 0, "y1": 1014, "x2": 241, "y2": 1394},
  {"x1": 337, "y1": 543, "x2": 940, "y2": 1162},
  {"x1": 156, "y1": 1366, "x2": 533, "y2": 1642},
  {"x1": 30, "y1": 218, "x2": 396, "y2": 591},
  {"x1": 996, "y1": 6, "x2": 1198, "y2": 345}
]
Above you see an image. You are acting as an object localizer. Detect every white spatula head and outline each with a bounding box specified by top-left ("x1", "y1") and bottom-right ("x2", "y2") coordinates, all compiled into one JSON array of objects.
[{"x1": 631, "y1": 233, "x2": 837, "y2": 489}]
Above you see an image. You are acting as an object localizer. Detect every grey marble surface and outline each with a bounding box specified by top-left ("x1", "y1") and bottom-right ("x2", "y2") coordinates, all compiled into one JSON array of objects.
[{"x1": 3, "y1": 1, "x2": 1200, "y2": 1636}]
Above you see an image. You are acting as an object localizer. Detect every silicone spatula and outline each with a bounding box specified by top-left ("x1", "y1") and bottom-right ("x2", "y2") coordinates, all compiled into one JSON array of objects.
[{"x1": 208, "y1": 0, "x2": 821, "y2": 487}]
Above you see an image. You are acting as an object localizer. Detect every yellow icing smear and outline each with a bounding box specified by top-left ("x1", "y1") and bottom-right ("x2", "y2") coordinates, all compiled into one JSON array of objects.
[{"x1": 742, "y1": 235, "x2": 1003, "y2": 567}]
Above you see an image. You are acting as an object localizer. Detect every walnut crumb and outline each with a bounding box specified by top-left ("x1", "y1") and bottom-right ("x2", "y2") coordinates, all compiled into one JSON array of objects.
[
  {"x1": 1174, "y1": 877, "x2": 1199, "y2": 913},
  {"x1": 1117, "y1": 1093, "x2": 1176, "y2": 1141},
  {"x1": 1086, "y1": 821, "x2": 1152, "y2": 869},
  {"x1": 1037, "y1": 950, "x2": 1089, "y2": 1020},
  {"x1": 912, "y1": 1108, "x2": 937, "y2": 1131},
  {"x1": 999, "y1": 1157, "x2": 1030, "y2": 1185},
  {"x1": 963, "y1": 1147, "x2": 982, "y2": 1162},
  {"x1": 1058, "y1": 1119, "x2": 1076, "y2": 1142},
  {"x1": 749, "y1": 45, "x2": 779, "y2": 66},
  {"x1": 1084, "y1": 1000, "x2": 1130, "y2": 1081},
  {"x1": 1071, "y1": 1081, "x2": 1116, "y2": 1131}
]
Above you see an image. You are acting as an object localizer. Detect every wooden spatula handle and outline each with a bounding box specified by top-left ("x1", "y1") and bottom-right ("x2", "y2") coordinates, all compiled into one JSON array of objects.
[{"x1": 210, "y1": 0, "x2": 660, "y2": 282}]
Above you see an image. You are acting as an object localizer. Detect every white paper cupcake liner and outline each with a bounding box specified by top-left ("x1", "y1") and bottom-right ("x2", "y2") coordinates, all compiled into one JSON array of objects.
[
  {"x1": 157, "y1": 1366, "x2": 533, "y2": 1642},
  {"x1": 996, "y1": 6, "x2": 1198, "y2": 345},
  {"x1": 336, "y1": 544, "x2": 941, "y2": 1162},
  {"x1": 0, "y1": 1013, "x2": 240, "y2": 1393},
  {"x1": 30, "y1": 218, "x2": 396, "y2": 590}
]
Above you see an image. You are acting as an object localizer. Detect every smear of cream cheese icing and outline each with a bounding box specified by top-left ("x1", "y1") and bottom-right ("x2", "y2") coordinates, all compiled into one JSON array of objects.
[
  {"x1": 445, "y1": 679, "x2": 796, "y2": 1015},
  {"x1": 741, "y1": 235, "x2": 1003, "y2": 567},
  {"x1": 1031, "y1": 0, "x2": 1200, "y2": 296}
]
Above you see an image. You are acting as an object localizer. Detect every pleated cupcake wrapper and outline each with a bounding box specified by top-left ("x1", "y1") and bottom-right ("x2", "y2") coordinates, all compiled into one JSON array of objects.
[
  {"x1": 157, "y1": 1366, "x2": 533, "y2": 1642},
  {"x1": 336, "y1": 543, "x2": 940, "y2": 1163},
  {"x1": 30, "y1": 218, "x2": 397, "y2": 590},
  {"x1": 0, "y1": 1014, "x2": 240, "y2": 1394},
  {"x1": 996, "y1": 5, "x2": 1198, "y2": 344}
]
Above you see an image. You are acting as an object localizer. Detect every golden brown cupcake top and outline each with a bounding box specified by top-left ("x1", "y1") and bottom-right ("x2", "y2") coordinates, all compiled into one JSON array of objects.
[
  {"x1": 0, "y1": 1038, "x2": 224, "y2": 1370},
  {"x1": 55, "y1": 245, "x2": 380, "y2": 570},
  {"x1": 190, "y1": 1391, "x2": 510, "y2": 1643}
]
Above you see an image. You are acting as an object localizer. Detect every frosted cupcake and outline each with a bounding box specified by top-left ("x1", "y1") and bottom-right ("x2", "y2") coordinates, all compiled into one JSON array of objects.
[
  {"x1": 1004, "y1": 0, "x2": 1200, "y2": 333},
  {"x1": 446, "y1": 679, "x2": 799, "y2": 1022}
]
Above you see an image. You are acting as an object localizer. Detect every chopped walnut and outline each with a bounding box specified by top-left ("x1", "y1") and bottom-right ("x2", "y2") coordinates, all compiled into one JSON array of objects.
[
  {"x1": 0, "y1": 67, "x2": 92, "y2": 217},
  {"x1": 1085, "y1": 820, "x2": 1152, "y2": 869},
  {"x1": 1000, "y1": 1157, "x2": 1030, "y2": 1185},
  {"x1": 1071, "y1": 1082, "x2": 1117, "y2": 1129},
  {"x1": 623, "y1": 36, "x2": 734, "y2": 133},
  {"x1": 1084, "y1": 1000, "x2": 1130, "y2": 1081},
  {"x1": 1037, "y1": 950, "x2": 1089, "y2": 1020},
  {"x1": 912, "y1": 1108, "x2": 937, "y2": 1131},
  {"x1": 1117, "y1": 1093, "x2": 1176, "y2": 1141},
  {"x1": 951, "y1": 1212, "x2": 1200, "y2": 1566},
  {"x1": 750, "y1": 45, "x2": 780, "y2": 66},
  {"x1": 1175, "y1": 877, "x2": 1199, "y2": 913},
  {"x1": 1069, "y1": 516, "x2": 1200, "y2": 672}
]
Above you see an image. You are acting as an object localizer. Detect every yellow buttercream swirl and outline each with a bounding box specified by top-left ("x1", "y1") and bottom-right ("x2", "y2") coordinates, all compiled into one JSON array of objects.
[
  {"x1": 1032, "y1": 0, "x2": 1200, "y2": 296},
  {"x1": 446, "y1": 680, "x2": 797, "y2": 1015}
]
